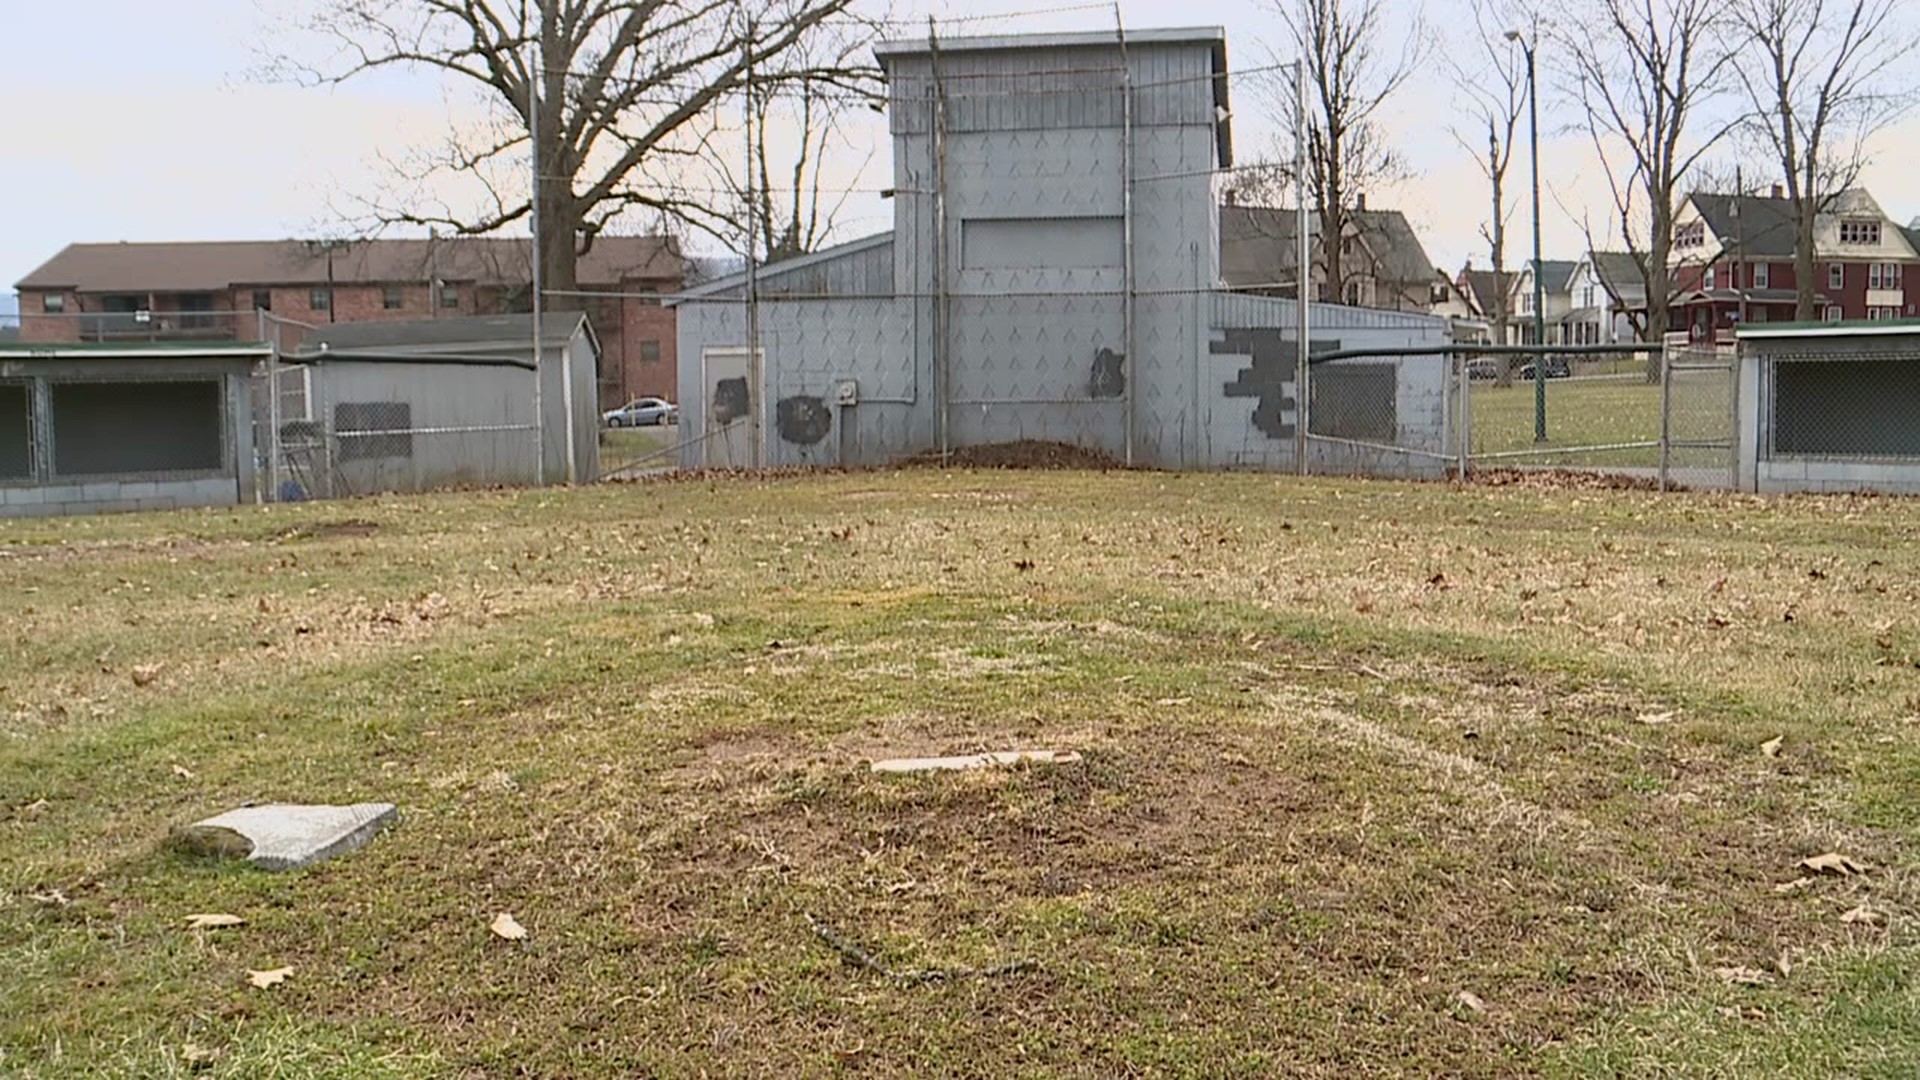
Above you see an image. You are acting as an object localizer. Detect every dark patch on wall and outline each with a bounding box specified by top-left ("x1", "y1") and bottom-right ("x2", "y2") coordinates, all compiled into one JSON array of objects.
[
  {"x1": 0, "y1": 382, "x2": 29, "y2": 480},
  {"x1": 775, "y1": 395, "x2": 833, "y2": 445},
  {"x1": 1774, "y1": 359, "x2": 1920, "y2": 457},
  {"x1": 1217, "y1": 329, "x2": 1341, "y2": 440},
  {"x1": 711, "y1": 377, "x2": 750, "y2": 424},
  {"x1": 1089, "y1": 348, "x2": 1126, "y2": 399},
  {"x1": 1312, "y1": 365, "x2": 1397, "y2": 441},
  {"x1": 50, "y1": 380, "x2": 223, "y2": 476}
]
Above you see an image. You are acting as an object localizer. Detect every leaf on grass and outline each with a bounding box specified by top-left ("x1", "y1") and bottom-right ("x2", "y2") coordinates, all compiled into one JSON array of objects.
[
  {"x1": 171, "y1": 764, "x2": 196, "y2": 780},
  {"x1": 1453, "y1": 990, "x2": 1488, "y2": 1015},
  {"x1": 1800, "y1": 853, "x2": 1868, "y2": 876},
  {"x1": 1773, "y1": 877, "x2": 1815, "y2": 894},
  {"x1": 1637, "y1": 711, "x2": 1676, "y2": 725},
  {"x1": 1840, "y1": 904, "x2": 1886, "y2": 927},
  {"x1": 1714, "y1": 966, "x2": 1771, "y2": 987},
  {"x1": 131, "y1": 663, "x2": 165, "y2": 688},
  {"x1": 1760, "y1": 736, "x2": 1784, "y2": 759},
  {"x1": 181, "y1": 1042, "x2": 221, "y2": 1070},
  {"x1": 184, "y1": 913, "x2": 244, "y2": 930},
  {"x1": 490, "y1": 912, "x2": 528, "y2": 941},
  {"x1": 22, "y1": 798, "x2": 50, "y2": 815},
  {"x1": 28, "y1": 889, "x2": 70, "y2": 907},
  {"x1": 246, "y1": 966, "x2": 292, "y2": 989}
]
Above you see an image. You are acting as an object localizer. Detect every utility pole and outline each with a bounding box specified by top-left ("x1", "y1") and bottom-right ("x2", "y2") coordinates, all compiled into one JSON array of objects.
[
  {"x1": 529, "y1": 37, "x2": 547, "y2": 484},
  {"x1": 1295, "y1": 55, "x2": 1311, "y2": 475},
  {"x1": 1509, "y1": 29, "x2": 1547, "y2": 442}
]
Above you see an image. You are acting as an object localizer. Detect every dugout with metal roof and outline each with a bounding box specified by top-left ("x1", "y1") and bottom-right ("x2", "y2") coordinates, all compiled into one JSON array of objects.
[
  {"x1": 1736, "y1": 319, "x2": 1920, "y2": 493},
  {"x1": 0, "y1": 341, "x2": 267, "y2": 516}
]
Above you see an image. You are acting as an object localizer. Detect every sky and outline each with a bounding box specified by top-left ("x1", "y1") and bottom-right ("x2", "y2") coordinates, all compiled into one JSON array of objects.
[{"x1": 4, "y1": 0, "x2": 1919, "y2": 308}]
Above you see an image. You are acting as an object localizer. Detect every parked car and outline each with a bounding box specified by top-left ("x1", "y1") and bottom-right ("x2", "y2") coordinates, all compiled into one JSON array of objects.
[
  {"x1": 1466, "y1": 358, "x2": 1501, "y2": 381},
  {"x1": 1517, "y1": 357, "x2": 1571, "y2": 380},
  {"x1": 603, "y1": 397, "x2": 678, "y2": 427}
]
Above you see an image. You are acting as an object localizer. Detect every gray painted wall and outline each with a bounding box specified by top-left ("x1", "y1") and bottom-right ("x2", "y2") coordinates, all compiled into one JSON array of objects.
[
  {"x1": 674, "y1": 33, "x2": 1452, "y2": 473},
  {"x1": 299, "y1": 328, "x2": 599, "y2": 496}
]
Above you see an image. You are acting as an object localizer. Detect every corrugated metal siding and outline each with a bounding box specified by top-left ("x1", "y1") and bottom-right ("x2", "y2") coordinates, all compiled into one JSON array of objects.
[
  {"x1": 688, "y1": 235, "x2": 895, "y2": 301},
  {"x1": 888, "y1": 43, "x2": 1214, "y2": 136}
]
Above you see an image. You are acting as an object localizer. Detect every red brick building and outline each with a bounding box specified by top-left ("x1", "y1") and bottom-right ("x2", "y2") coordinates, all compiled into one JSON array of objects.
[
  {"x1": 1669, "y1": 187, "x2": 1919, "y2": 340},
  {"x1": 13, "y1": 237, "x2": 684, "y2": 409}
]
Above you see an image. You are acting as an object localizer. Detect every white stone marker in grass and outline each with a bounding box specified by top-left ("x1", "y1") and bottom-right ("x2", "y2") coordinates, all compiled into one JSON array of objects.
[
  {"x1": 173, "y1": 803, "x2": 397, "y2": 871},
  {"x1": 870, "y1": 750, "x2": 1082, "y2": 774}
]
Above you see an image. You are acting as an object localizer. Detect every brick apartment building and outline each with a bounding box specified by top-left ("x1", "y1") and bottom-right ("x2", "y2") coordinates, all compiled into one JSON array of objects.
[
  {"x1": 13, "y1": 236, "x2": 684, "y2": 409},
  {"x1": 1669, "y1": 186, "x2": 1919, "y2": 340}
]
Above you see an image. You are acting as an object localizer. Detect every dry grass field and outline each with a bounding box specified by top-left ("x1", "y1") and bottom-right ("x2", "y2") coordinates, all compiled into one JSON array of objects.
[{"x1": 1, "y1": 468, "x2": 1916, "y2": 1077}]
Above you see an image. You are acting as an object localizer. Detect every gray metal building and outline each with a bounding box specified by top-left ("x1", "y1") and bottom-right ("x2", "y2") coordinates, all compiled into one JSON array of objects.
[
  {"x1": 281, "y1": 314, "x2": 599, "y2": 498},
  {"x1": 1, "y1": 342, "x2": 264, "y2": 517},
  {"x1": 1736, "y1": 320, "x2": 1920, "y2": 493},
  {"x1": 674, "y1": 26, "x2": 1451, "y2": 473}
]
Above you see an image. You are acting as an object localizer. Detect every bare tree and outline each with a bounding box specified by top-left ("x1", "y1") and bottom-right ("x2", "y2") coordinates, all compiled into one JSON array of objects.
[
  {"x1": 1730, "y1": 0, "x2": 1919, "y2": 320},
  {"x1": 710, "y1": 30, "x2": 880, "y2": 264},
  {"x1": 1447, "y1": 0, "x2": 1530, "y2": 378},
  {"x1": 1562, "y1": 0, "x2": 1736, "y2": 372},
  {"x1": 270, "y1": 0, "x2": 873, "y2": 302},
  {"x1": 1274, "y1": 0, "x2": 1423, "y2": 305}
]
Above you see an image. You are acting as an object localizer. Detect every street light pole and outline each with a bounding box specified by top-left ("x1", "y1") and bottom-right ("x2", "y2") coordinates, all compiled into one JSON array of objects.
[{"x1": 1509, "y1": 29, "x2": 1547, "y2": 442}]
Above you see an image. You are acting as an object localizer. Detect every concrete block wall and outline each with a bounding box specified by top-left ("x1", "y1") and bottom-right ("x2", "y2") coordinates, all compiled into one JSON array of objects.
[{"x1": 1, "y1": 475, "x2": 239, "y2": 518}]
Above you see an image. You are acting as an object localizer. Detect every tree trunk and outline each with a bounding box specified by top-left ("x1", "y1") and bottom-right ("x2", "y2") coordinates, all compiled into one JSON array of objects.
[
  {"x1": 1644, "y1": 205, "x2": 1672, "y2": 383},
  {"x1": 1794, "y1": 196, "x2": 1819, "y2": 321},
  {"x1": 1490, "y1": 150, "x2": 1512, "y2": 387}
]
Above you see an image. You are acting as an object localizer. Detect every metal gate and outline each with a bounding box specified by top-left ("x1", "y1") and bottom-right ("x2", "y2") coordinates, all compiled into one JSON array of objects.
[{"x1": 1660, "y1": 341, "x2": 1739, "y2": 490}]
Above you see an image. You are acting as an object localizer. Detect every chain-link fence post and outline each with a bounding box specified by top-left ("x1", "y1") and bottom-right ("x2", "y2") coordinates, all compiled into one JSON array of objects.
[{"x1": 1659, "y1": 339, "x2": 1673, "y2": 492}]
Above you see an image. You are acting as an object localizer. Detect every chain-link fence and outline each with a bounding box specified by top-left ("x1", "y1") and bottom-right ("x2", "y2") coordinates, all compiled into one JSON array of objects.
[{"x1": 1660, "y1": 343, "x2": 1738, "y2": 490}]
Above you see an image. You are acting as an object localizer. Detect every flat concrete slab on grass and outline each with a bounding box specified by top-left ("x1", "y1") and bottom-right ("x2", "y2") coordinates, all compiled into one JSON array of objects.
[
  {"x1": 173, "y1": 803, "x2": 397, "y2": 871},
  {"x1": 871, "y1": 750, "x2": 1082, "y2": 774}
]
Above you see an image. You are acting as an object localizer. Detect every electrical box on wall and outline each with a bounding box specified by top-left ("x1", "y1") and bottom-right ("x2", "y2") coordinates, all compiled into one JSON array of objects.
[{"x1": 835, "y1": 379, "x2": 859, "y2": 406}]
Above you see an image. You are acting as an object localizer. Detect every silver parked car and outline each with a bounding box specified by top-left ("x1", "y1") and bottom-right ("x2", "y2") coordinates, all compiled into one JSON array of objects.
[{"x1": 603, "y1": 397, "x2": 679, "y2": 427}]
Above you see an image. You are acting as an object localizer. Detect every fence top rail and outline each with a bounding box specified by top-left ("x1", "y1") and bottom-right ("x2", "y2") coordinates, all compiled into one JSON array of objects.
[{"x1": 1311, "y1": 343, "x2": 1655, "y2": 363}]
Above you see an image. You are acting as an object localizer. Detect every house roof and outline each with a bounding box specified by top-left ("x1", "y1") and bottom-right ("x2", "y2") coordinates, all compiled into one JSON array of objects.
[
  {"x1": 1588, "y1": 251, "x2": 1644, "y2": 293},
  {"x1": 1519, "y1": 260, "x2": 1577, "y2": 294},
  {"x1": 1219, "y1": 204, "x2": 1440, "y2": 290},
  {"x1": 15, "y1": 236, "x2": 682, "y2": 293},
  {"x1": 1687, "y1": 192, "x2": 1799, "y2": 257},
  {"x1": 1458, "y1": 270, "x2": 1509, "y2": 315},
  {"x1": 298, "y1": 313, "x2": 595, "y2": 357},
  {"x1": 876, "y1": 27, "x2": 1233, "y2": 166}
]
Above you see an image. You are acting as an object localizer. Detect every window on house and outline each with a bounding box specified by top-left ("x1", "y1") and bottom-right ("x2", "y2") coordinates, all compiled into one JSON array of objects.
[
  {"x1": 1825, "y1": 305, "x2": 1844, "y2": 322},
  {"x1": 382, "y1": 286, "x2": 404, "y2": 311},
  {"x1": 334, "y1": 402, "x2": 412, "y2": 461},
  {"x1": 439, "y1": 283, "x2": 460, "y2": 309},
  {"x1": 1753, "y1": 263, "x2": 1769, "y2": 289},
  {"x1": 639, "y1": 340, "x2": 661, "y2": 364},
  {"x1": 310, "y1": 288, "x2": 332, "y2": 312},
  {"x1": 1829, "y1": 264, "x2": 1845, "y2": 290},
  {"x1": 1839, "y1": 219, "x2": 1882, "y2": 245},
  {"x1": 1676, "y1": 222, "x2": 1706, "y2": 248},
  {"x1": 42, "y1": 294, "x2": 65, "y2": 314},
  {"x1": 252, "y1": 289, "x2": 272, "y2": 312},
  {"x1": 1869, "y1": 263, "x2": 1901, "y2": 290},
  {"x1": 1704, "y1": 266, "x2": 1716, "y2": 289}
]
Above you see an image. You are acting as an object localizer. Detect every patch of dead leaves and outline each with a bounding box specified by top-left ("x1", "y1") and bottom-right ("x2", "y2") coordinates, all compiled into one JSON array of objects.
[
  {"x1": 183, "y1": 913, "x2": 244, "y2": 930},
  {"x1": 246, "y1": 966, "x2": 292, "y2": 989},
  {"x1": 1714, "y1": 965, "x2": 1772, "y2": 987},
  {"x1": 1840, "y1": 904, "x2": 1886, "y2": 927},
  {"x1": 1800, "y1": 853, "x2": 1869, "y2": 876}
]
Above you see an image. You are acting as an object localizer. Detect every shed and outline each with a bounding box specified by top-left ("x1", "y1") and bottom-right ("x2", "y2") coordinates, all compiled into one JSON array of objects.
[
  {"x1": 285, "y1": 314, "x2": 598, "y2": 497},
  {"x1": 1735, "y1": 319, "x2": 1920, "y2": 493},
  {"x1": 1, "y1": 341, "x2": 265, "y2": 517}
]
